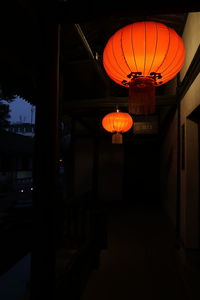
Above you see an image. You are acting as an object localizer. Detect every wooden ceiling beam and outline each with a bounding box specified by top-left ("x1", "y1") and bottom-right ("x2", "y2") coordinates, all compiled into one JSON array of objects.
[
  {"x1": 56, "y1": 3, "x2": 200, "y2": 24},
  {"x1": 62, "y1": 95, "x2": 177, "y2": 112},
  {"x1": 73, "y1": 23, "x2": 110, "y2": 93}
]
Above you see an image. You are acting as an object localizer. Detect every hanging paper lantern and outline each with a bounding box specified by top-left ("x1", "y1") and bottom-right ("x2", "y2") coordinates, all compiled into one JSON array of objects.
[
  {"x1": 102, "y1": 109, "x2": 133, "y2": 144},
  {"x1": 103, "y1": 21, "x2": 185, "y2": 115}
]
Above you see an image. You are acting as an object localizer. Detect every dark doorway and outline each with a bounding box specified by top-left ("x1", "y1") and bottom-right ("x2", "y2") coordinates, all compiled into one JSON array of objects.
[
  {"x1": 187, "y1": 105, "x2": 200, "y2": 247},
  {"x1": 123, "y1": 136, "x2": 160, "y2": 208}
]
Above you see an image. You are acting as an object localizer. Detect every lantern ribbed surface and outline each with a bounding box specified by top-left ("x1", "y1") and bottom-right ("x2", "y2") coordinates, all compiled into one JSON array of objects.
[
  {"x1": 103, "y1": 21, "x2": 185, "y2": 87},
  {"x1": 102, "y1": 111, "x2": 133, "y2": 133}
]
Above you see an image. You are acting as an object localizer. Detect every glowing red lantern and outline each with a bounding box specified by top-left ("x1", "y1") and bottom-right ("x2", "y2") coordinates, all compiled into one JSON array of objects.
[
  {"x1": 103, "y1": 21, "x2": 185, "y2": 115},
  {"x1": 102, "y1": 109, "x2": 133, "y2": 144}
]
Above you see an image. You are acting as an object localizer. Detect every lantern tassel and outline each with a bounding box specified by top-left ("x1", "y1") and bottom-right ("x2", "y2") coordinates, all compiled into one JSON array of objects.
[
  {"x1": 128, "y1": 77, "x2": 156, "y2": 115},
  {"x1": 112, "y1": 132, "x2": 123, "y2": 144}
]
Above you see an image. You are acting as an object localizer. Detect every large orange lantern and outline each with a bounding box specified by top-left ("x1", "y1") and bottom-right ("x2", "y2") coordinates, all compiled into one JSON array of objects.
[
  {"x1": 102, "y1": 109, "x2": 133, "y2": 144},
  {"x1": 103, "y1": 21, "x2": 185, "y2": 115}
]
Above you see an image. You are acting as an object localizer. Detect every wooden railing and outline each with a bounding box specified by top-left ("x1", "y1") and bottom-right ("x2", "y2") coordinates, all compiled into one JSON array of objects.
[{"x1": 55, "y1": 193, "x2": 108, "y2": 299}]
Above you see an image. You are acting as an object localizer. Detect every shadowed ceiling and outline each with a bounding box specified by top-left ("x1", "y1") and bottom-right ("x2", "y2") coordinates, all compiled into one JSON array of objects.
[
  {"x1": 60, "y1": 12, "x2": 187, "y2": 122},
  {"x1": 1, "y1": 2, "x2": 200, "y2": 132}
]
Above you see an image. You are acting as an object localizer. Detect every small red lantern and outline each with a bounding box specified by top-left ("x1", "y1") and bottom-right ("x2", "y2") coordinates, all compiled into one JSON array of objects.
[
  {"x1": 102, "y1": 109, "x2": 133, "y2": 144},
  {"x1": 103, "y1": 21, "x2": 185, "y2": 115}
]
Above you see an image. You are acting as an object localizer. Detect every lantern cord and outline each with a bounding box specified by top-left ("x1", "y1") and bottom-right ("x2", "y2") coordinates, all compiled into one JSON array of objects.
[
  {"x1": 128, "y1": 77, "x2": 156, "y2": 115},
  {"x1": 116, "y1": 104, "x2": 119, "y2": 112}
]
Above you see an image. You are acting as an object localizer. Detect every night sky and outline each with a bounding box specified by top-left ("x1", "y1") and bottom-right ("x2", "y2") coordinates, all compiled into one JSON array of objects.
[{"x1": 8, "y1": 96, "x2": 35, "y2": 124}]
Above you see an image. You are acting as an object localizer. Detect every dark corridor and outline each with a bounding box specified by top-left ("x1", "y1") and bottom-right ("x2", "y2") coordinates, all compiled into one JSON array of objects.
[
  {"x1": 123, "y1": 137, "x2": 160, "y2": 207},
  {"x1": 80, "y1": 204, "x2": 189, "y2": 300},
  {"x1": 1, "y1": 3, "x2": 200, "y2": 300}
]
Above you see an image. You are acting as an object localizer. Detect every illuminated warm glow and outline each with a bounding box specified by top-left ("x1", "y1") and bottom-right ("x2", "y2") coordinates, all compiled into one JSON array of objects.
[
  {"x1": 102, "y1": 111, "x2": 133, "y2": 133},
  {"x1": 103, "y1": 21, "x2": 185, "y2": 87}
]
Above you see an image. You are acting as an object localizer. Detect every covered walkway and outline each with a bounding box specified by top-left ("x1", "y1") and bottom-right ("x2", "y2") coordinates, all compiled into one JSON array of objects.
[{"x1": 81, "y1": 203, "x2": 189, "y2": 300}]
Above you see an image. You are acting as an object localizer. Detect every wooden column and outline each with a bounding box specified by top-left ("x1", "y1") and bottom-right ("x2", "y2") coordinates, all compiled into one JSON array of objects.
[
  {"x1": 176, "y1": 102, "x2": 181, "y2": 244},
  {"x1": 92, "y1": 127, "x2": 100, "y2": 202},
  {"x1": 30, "y1": 19, "x2": 60, "y2": 299}
]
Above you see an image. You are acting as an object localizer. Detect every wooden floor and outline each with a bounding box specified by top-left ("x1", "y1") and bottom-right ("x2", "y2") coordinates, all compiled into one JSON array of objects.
[{"x1": 80, "y1": 203, "x2": 190, "y2": 300}]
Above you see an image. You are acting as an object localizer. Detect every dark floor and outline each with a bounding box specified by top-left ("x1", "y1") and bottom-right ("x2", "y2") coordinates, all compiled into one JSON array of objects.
[{"x1": 80, "y1": 202, "x2": 190, "y2": 300}]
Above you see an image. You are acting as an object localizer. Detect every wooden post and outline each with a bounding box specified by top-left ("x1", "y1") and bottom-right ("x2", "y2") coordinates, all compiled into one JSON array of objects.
[
  {"x1": 176, "y1": 102, "x2": 181, "y2": 245},
  {"x1": 30, "y1": 19, "x2": 60, "y2": 299},
  {"x1": 92, "y1": 121, "x2": 100, "y2": 202}
]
